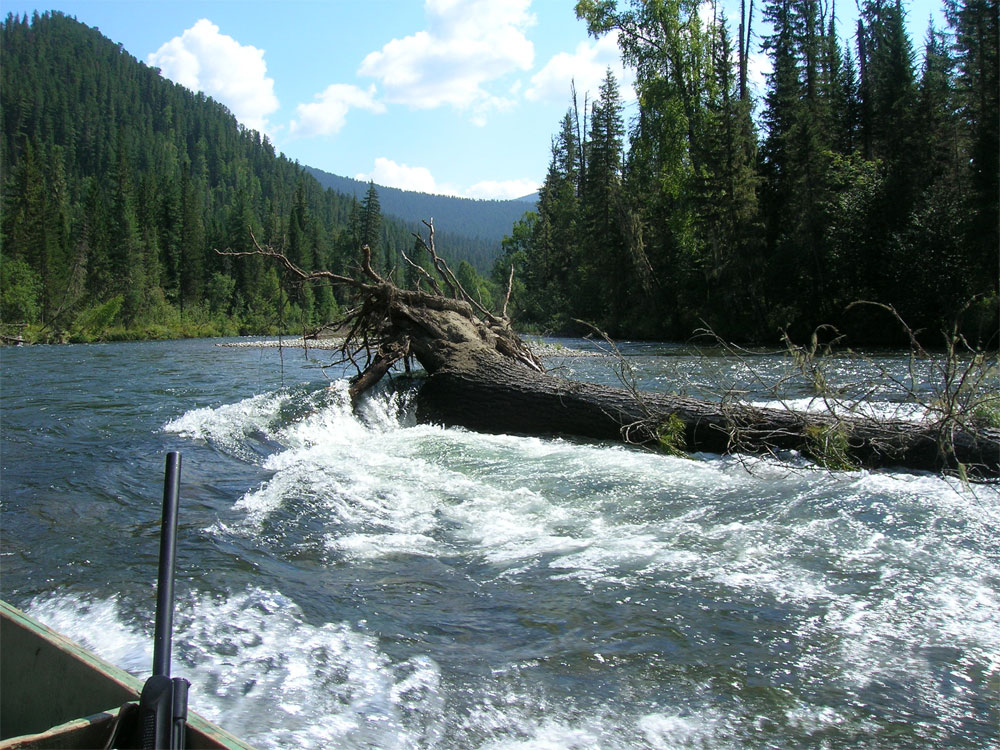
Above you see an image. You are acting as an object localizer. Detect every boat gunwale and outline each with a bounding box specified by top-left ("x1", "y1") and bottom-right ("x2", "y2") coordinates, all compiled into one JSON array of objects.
[{"x1": 1, "y1": 600, "x2": 254, "y2": 750}]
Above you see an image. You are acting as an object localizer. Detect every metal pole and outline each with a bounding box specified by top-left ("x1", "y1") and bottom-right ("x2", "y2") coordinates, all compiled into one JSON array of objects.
[{"x1": 152, "y1": 451, "x2": 181, "y2": 677}]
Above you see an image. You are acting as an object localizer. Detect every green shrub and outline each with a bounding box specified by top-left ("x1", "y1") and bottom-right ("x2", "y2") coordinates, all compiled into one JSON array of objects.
[
  {"x1": 970, "y1": 395, "x2": 1000, "y2": 429},
  {"x1": 656, "y1": 413, "x2": 687, "y2": 457},
  {"x1": 805, "y1": 423, "x2": 858, "y2": 471}
]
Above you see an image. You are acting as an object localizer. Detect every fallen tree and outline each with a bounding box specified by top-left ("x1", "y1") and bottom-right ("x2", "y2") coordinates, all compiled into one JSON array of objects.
[{"x1": 220, "y1": 227, "x2": 1000, "y2": 481}]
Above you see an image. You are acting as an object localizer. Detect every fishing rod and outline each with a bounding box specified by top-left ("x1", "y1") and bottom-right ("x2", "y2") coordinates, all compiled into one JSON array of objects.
[{"x1": 137, "y1": 451, "x2": 189, "y2": 750}]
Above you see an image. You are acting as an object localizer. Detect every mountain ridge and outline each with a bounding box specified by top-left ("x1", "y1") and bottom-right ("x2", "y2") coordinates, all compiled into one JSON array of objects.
[{"x1": 305, "y1": 166, "x2": 535, "y2": 244}]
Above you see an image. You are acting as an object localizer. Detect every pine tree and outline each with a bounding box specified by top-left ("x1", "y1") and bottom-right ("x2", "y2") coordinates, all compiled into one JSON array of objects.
[
  {"x1": 225, "y1": 187, "x2": 264, "y2": 314},
  {"x1": 179, "y1": 168, "x2": 205, "y2": 311},
  {"x1": 760, "y1": 0, "x2": 829, "y2": 326},
  {"x1": 913, "y1": 21, "x2": 961, "y2": 188},
  {"x1": 287, "y1": 180, "x2": 316, "y2": 323},
  {"x1": 158, "y1": 174, "x2": 183, "y2": 305},
  {"x1": 858, "y1": 0, "x2": 917, "y2": 164},
  {"x1": 108, "y1": 142, "x2": 145, "y2": 322},
  {"x1": 695, "y1": 14, "x2": 763, "y2": 334},
  {"x1": 529, "y1": 110, "x2": 581, "y2": 326},
  {"x1": 359, "y1": 181, "x2": 383, "y2": 271},
  {"x1": 578, "y1": 68, "x2": 628, "y2": 328}
]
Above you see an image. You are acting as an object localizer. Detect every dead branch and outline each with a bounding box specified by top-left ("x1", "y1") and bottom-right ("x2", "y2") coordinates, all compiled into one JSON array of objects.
[
  {"x1": 400, "y1": 248, "x2": 444, "y2": 296},
  {"x1": 502, "y1": 265, "x2": 515, "y2": 320},
  {"x1": 218, "y1": 232, "x2": 361, "y2": 289},
  {"x1": 415, "y1": 219, "x2": 457, "y2": 298},
  {"x1": 348, "y1": 336, "x2": 410, "y2": 405}
]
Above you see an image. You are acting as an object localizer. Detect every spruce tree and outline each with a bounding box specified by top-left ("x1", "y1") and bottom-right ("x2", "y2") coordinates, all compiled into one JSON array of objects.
[
  {"x1": 579, "y1": 69, "x2": 627, "y2": 328},
  {"x1": 696, "y1": 14, "x2": 763, "y2": 335},
  {"x1": 529, "y1": 110, "x2": 581, "y2": 327},
  {"x1": 179, "y1": 168, "x2": 205, "y2": 311},
  {"x1": 359, "y1": 181, "x2": 383, "y2": 271}
]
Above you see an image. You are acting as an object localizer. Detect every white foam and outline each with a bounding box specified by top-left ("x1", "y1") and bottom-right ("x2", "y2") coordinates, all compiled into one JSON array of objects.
[
  {"x1": 475, "y1": 721, "x2": 603, "y2": 749},
  {"x1": 26, "y1": 594, "x2": 150, "y2": 674},
  {"x1": 638, "y1": 710, "x2": 733, "y2": 749},
  {"x1": 331, "y1": 532, "x2": 441, "y2": 560},
  {"x1": 750, "y1": 396, "x2": 932, "y2": 423},
  {"x1": 27, "y1": 588, "x2": 443, "y2": 750},
  {"x1": 163, "y1": 391, "x2": 298, "y2": 464}
]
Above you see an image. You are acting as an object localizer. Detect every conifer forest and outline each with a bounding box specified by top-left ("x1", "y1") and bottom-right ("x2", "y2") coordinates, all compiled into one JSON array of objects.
[
  {"x1": 1, "y1": 3, "x2": 997, "y2": 346},
  {"x1": 498, "y1": 0, "x2": 997, "y2": 344}
]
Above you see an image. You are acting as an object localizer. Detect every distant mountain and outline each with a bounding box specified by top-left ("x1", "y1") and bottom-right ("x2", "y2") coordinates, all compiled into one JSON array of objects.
[{"x1": 304, "y1": 167, "x2": 536, "y2": 244}]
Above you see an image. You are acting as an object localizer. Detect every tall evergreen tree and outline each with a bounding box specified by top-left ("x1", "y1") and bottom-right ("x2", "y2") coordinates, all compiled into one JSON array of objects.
[
  {"x1": 759, "y1": 0, "x2": 837, "y2": 328},
  {"x1": 527, "y1": 110, "x2": 581, "y2": 327},
  {"x1": 359, "y1": 180, "x2": 383, "y2": 271},
  {"x1": 287, "y1": 180, "x2": 317, "y2": 323},
  {"x1": 858, "y1": 0, "x2": 917, "y2": 164},
  {"x1": 578, "y1": 69, "x2": 628, "y2": 328},
  {"x1": 179, "y1": 168, "x2": 205, "y2": 311},
  {"x1": 107, "y1": 142, "x2": 146, "y2": 322},
  {"x1": 892, "y1": 26, "x2": 971, "y2": 326},
  {"x1": 695, "y1": 14, "x2": 763, "y2": 333}
]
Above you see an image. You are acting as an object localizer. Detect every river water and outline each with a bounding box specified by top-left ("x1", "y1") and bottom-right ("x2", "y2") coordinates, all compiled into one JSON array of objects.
[{"x1": 1, "y1": 338, "x2": 997, "y2": 749}]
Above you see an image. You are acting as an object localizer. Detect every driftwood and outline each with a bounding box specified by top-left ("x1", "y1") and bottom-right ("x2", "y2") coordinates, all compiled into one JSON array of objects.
[{"x1": 220, "y1": 228, "x2": 1000, "y2": 481}]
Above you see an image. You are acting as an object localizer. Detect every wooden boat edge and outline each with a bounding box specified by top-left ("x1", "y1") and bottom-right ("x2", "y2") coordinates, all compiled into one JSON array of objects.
[{"x1": 0, "y1": 600, "x2": 255, "y2": 750}]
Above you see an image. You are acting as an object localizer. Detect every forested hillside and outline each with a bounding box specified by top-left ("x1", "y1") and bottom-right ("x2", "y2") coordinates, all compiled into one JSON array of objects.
[
  {"x1": 496, "y1": 0, "x2": 997, "y2": 345},
  {"x1": 0, "y1": 12, "x2": 497, "y2": 342},
  {"x1": 305, "y1": 166, "x2": 534, "y2": 244},
  {"x1": 2, "y1": 5, "x2": 995, "y2": 347}
]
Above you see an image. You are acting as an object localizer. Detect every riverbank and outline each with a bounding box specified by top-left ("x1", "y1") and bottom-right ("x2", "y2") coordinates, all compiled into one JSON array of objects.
[{"x1": 216, "y1": 336, "x2": 606, "y2": 359}]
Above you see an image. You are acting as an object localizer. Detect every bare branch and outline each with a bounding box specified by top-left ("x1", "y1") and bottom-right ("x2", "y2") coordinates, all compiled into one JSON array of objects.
[
  {"x1": 412, "y1": 221, "x2": 507, "y2": 327},
  {"x1": 502, "y1": 264, "x2": 515, "y2": 320},
  {"x1": 360, "y1": 244, "x2": 384, "y2": 283},
  {"x1": 217, "y1": 231, "x2": 359, "y2": 288},
  {"x1": 400, "y1": 248, "x2": 444, "y2": 296},
  {"x1": 414, "y1": 221, "x2": 457, "y2": 298}
]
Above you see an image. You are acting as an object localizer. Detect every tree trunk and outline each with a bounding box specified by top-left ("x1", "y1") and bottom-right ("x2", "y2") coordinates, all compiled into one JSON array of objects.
[{"x1": 414, "y1": 347, "x2": 1000, "y2": 479}]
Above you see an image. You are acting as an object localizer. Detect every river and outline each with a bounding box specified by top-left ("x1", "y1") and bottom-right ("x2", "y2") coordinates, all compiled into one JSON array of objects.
[{"x1": 1, "y1": 337, "x2": 997, "y2": 749}]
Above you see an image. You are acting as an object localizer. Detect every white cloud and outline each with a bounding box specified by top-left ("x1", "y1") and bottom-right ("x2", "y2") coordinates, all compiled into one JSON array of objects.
[
  {"x1": 357, "y1": 157, "x2": 538, "y2": 200},
  {"x1": 526, "y1": 31, "x2": 635, "y2": 104},
  {"x1": 465, "y1": 178, "x2": 539, "y2": 200},
  {"x1": 357, "y1": 157, "x2": 456, "y2": 195},
  {"x1": 699, "y1": 0, "x2": 718, "y2": 29},
  {"x1": 358, "y1": 0, "x2": 534, "y2": 120},
  {"x1": 748, "y1": 51, "x2": 771, "y2": 96},
  {"x1": 289, "y1": 84, "x2": 385, "y2": 137},
  {"x1": 148, "y1": 19, "x2": 279, "y2": 134}
]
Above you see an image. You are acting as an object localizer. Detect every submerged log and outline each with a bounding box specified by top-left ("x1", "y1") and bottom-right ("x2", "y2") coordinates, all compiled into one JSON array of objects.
[
  {"x1": 417, "y1": 350, "x2": 998, "y2": 475},
  {"x1": 413, "y1": 346, "x2": 999, "y2": 478},
  {"x1": 220, "y1": 228, "x2": 1000, "y2": 480}
]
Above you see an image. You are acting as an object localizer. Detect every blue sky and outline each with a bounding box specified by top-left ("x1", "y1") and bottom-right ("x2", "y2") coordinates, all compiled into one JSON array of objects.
[{"x1": 5, "y1": 0, "x2": 947, "y2": 199}]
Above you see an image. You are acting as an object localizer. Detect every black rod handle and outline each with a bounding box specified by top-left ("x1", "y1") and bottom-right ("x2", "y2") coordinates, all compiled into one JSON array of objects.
[{"x1": 152, "y1": 451, "x2": 181, "y2": 678}]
